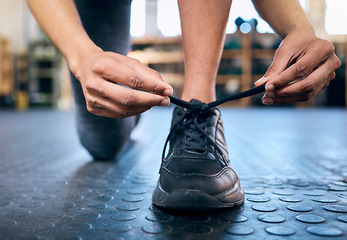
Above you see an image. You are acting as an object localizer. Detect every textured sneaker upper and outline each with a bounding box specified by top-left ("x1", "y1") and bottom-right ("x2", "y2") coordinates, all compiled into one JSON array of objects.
[{"x1": 159, "y1": 100, "x2": 239, "y2": 195}]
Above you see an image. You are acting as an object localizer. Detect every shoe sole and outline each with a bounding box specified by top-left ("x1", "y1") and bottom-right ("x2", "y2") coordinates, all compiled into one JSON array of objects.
[{"x1": 152, "y1": 179, "x2": 244, "y2": 210}]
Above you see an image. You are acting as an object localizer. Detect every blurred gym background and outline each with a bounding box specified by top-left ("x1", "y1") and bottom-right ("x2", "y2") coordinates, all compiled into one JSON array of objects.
[{"x1": 0, "y1": 0, "x2": 346, "y2": 111}]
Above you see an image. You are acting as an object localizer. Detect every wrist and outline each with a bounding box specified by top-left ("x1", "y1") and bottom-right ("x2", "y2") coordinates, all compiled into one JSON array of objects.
[
  {"x1": 67, "y1": 42, "x2": 103, "y2": 79},
  {"x1": 284, "y1": 25, "x2": 316, "y2": 38}
]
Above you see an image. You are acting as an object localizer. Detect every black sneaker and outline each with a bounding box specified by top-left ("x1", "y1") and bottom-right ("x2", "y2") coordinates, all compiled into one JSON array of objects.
[{"x1": 152, "y1": 99, "x2": 244, "y2": 210}]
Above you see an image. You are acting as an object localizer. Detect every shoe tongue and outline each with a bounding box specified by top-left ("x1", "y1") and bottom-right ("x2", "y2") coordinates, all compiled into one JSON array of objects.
[{"x1": 189, "y1": 99, "x2": 203, "y2": 105}]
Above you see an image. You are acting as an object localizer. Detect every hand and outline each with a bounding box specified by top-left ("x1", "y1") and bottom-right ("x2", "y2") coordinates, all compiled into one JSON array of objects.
[
  {"x1": 255, "y1": 31, "x2": 341, "y2": 105},
  {"x1": 71, "y1": 48, "x2": 173, "y2": 119}
]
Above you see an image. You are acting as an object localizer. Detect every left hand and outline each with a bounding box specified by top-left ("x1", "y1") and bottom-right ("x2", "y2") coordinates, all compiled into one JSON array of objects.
[{"x1": 255, "y1": 31, "x2": 341, "y2": 105}]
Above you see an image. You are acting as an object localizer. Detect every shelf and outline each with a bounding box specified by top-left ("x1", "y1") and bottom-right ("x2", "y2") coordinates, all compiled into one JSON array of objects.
[
  {"x1": 252, "y1": 49, "x2": 276, "y2": 59},
  {"x1": 128, "y1": 51, "x2": 183, "y2": 64},
  {"x1": 222, "y1": 50, "x2": 242, "y2": 59},
  {"x1": 131, "y1": 36, "x2": 181, "y2": 45},
  {"x1": 161, "y1": 74, "x2": 244, "y2": 85}
]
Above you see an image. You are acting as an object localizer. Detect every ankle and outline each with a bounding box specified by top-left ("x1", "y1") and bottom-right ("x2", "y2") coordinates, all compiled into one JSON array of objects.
[{"x1": 181, "y1": 88, "x2": 216, "y2": 103}]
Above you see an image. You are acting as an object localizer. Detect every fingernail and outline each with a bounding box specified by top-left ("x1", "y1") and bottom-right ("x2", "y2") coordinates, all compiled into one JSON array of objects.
[
  {"x1": 163, "y1": 88, "x2": 173, "y2": 96},
  {"x1": 266, "y1": 84, "x2": 275, "y2": 91},
  {"x1": 265, "y1": 92, "x2": 275, "y2": 98},
  {"x1": 262, "y1": 97, "x2": 273, "y2": 105},
  {"x1": 255, "y1": 77, "x2": 264, "y2": 85},
  {"x1": 161, "y1": 98, "x2": 170, "y2": 106}
]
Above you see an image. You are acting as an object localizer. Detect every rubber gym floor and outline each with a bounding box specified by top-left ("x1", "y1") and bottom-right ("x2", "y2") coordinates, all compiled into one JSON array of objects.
[{"x1": 0, "y1": 106, "x2": 346, "y2": 240}]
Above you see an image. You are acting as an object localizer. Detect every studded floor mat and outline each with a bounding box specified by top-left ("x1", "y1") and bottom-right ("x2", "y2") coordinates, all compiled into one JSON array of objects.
[{"x1": 0, "y1": 107, "x2": 346, "y2": 240}]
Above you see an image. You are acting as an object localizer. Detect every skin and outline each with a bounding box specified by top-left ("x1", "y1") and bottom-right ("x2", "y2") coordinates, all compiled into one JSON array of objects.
[
  {"x1": 252, "y1": 0, "x2": 341, "y2": 105},
  {"x1": 27, "y1": 0, "x2": 173, "y2": 119},
  {"x1": 178, "y1": 0, "x2": 232, "y2": 103},
  {"x1": 27, "y1": 0, "x2": 341, "y2": 117}
]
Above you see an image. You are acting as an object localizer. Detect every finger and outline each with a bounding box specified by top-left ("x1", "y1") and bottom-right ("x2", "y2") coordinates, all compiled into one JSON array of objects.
[
  {"x1": 86, "y1": 104, "x2": 149, "y2": 119},
  {"x1": 266, "y1": 42, "x2": 336, "y2": 91},
  {"x1": 262, "y1": 95, "x2": 313, "y2": 105},
  {"x1": 128, "y1": 57, "x2": 174, "y2": 95},
  {"x1": 91, "y1": 79, "x2": 170, "y2": 107},
  {"x1": 92, "y1": 56, "x2": 173, "y2": 96},
  {"x1": 272, "y1": 57, "x2": 339, "y2": 98},
  {"x1": 255, "y1": 46, "x2": 291, "y2": 87}
]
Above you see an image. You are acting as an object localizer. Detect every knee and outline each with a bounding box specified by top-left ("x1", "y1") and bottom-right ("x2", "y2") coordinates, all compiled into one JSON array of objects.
[{"x1": 81, "y1": 136, "x2": 130, "y2": 161}]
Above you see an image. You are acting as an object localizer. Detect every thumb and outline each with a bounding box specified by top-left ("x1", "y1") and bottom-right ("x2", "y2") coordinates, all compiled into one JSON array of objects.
[{"x1": 254, "y1": 47, "x2": 290, "y2": 88}]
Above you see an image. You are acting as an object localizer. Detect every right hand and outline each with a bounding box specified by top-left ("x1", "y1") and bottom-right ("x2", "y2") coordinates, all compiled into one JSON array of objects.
[{"x1": 71, "y1": 49, "x2": 173, "y2": 119}]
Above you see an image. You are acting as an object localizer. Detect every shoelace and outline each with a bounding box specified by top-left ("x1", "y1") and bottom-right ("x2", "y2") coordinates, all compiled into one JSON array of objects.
[{"x1": 162, "y1": 83, "x2": 266, "y2": 162}]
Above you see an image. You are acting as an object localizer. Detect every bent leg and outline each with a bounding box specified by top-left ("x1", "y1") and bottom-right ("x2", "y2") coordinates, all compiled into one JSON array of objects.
[{"x1": 71, "y1": 0, "x2": 135, "y2": 160}]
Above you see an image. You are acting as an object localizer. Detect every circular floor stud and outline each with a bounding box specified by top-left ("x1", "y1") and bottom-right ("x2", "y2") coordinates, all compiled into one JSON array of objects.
[
  {"x1": 0, "y1": 200, "x2": 12, "y2": 207},
  {"x1": 244, "y1": 189, "x2": 264, "y2": 195},
  {"x1": 265, "y1": 226, "x2": 296, "y2": 236},
  {"x1": 328, "y1": 185, "x2": 347, "y2": 191},
  {"x1": 322, "y1": 204, "x2": 347, "y2": 213},
  {"x1": 5, "y1": 209, "x2": 31, "y2": 218},
  {"x1": 116, "y1": 204, "x2": 139, "y2": 211},
  {"x1": 183, "y1": 225, "x2": 212, "y2": 234},
  {"x1": 74, "y1": 213, "x2": 101, "y2": 220},
  {"x1": 32, "y1": 195, "x2": 53, "y2": 200},
  {"x1": 183, "y1": 215, "x2": 211, "y2": 222},
  {"x1": 63, "y1": 222, "x2": 92, "y2": 232},
  {"x1": 110, "y1": 212, "x2": 135, "y2": 222},
  {"x1": 296, "y1": 214, "x2": 325, "y2": 224},
  {"x1": 252, "y1": 204, "x2": 277, "y2": 212},
  {"x1": 145, "y1": 212, "x2": 173, "y2": 223},
  {"x1": 258, "y1": 214, "x2": 286, "y2": 223},
  {"x1": 272, "y1": 190, "x2": 294, "y2": 196},
  {"x1": 39, "y1": 211, "x2": 65, "y2": 219},
  {"x1": 84, "y1": 203, "x2": 107, "y2": 210},
  {"x1": 102, "y1": 224, "x2": 131, "y2": 233},
  {"x1": 93, "y1": 195, "x2": 113, "y2": 202},
  {"x1": 223, "y1": 215, "x2": 248, "y2": 223},
  {"x1": 333, "y1": 181, "x2": 347, "y2": 187},
  {"x1": 142, "y1": 224, "x2": 169, "y2": 234},
  {"x1": 287, "y1": 204, "x2": 313, "y2": 212},
  {"x1": 126, "y1": 188, "x2": 147, "y2": 195},
  {"x1": 50, "y1": 202, "x2": 75, "y2": 210},
  {"x1": 290, "y1": 180, "x2": 309, "y2": 187},
  {"x1": 247, "y1": 196, "x2": 270, "y2": 203},
  {"x1": 307, "y1": 226, "x2": 344, "y2": 237},
  {"x1": 21, "y1": 221, "x2": 55, "y2": 231},
  {"x1": 337, "y1": 215, "x2": 347, "y2": 223},
  {"x1": 19, "y1": 202, "x2": 43, "y2": 209},
  {"x1": 225, "y1": 226, "x2": 254, "y2": 235},
  {"x1": 121, "y1": 195, "x2": 144, "y2": 203},
  {"x1": 279, "y1": 197, "x2": 303, "y2": 203},
  {"x1": 311, "y1": 198, "x2": 338, "y2": 203},
  {"x1": 3, "y1": 193, "x2": 24, "y2": 200},
  {"x1": 303, "y1": 190, "x2": 325, "y2": 196}
]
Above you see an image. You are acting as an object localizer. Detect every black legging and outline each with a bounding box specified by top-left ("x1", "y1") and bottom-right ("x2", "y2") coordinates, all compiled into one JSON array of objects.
[{"x1": 70, "y1": 0, "x2": 136, "y2": 159}]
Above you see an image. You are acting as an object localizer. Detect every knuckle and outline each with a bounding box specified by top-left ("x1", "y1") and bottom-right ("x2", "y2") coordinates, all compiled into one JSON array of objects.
[
  {"x1": 333, "y1": 57, "x2": 342, "y2": 69},
  {"x1": 130, "y1": 57, "x2": 141, "y2": 65},
  {"x1": 323, "y1": 40, "x2": 335, "y2": 53},
  {"x1": 301, "y1": 83, "x2": 315, "y2": 94},
  {"x1": 86, "y1": 95, "x2": 98, "y2": 106},
  {"x1": 151, "y1": 70, "x2": 163, "y2": 80},
  {"x1": 265, "y1": 66, "x2": 276, "y2": 76},
  {"x1": 86, "y1": 104, "x2": 97, "y2": 115},
  {"x1": 119, "y1": 106, "x2": 130, "y2": 116},
  {"x1": 121, "y1": 92, "x2": 135, "y2": 106},
  {"x1": 277, "y1": 91, "x2": 288, "y2": 97},
  {"x1": 128, "y1": 73, "x2": 143, "y2": 89},
  {"x1": 295, "y1": 64, "x2": 308, "y2": 78},
  {"x1": 85, "y1": 80, "x2": 98, "y2": 92},
  {"x1": 91, "y1": 58, "x2": 107, "y2": 74}
]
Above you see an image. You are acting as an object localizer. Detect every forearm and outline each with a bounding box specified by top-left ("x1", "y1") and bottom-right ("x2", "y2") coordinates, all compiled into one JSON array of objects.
[
  {"x1": 178, "y1": 0, "x2": 232, "y2": 102},
  {"x1": 251, "y1": 0, "x2": 314, "y2": 38},
  {"x1": 26, "y1": 0, "x2": 101, "y2": 73}
]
